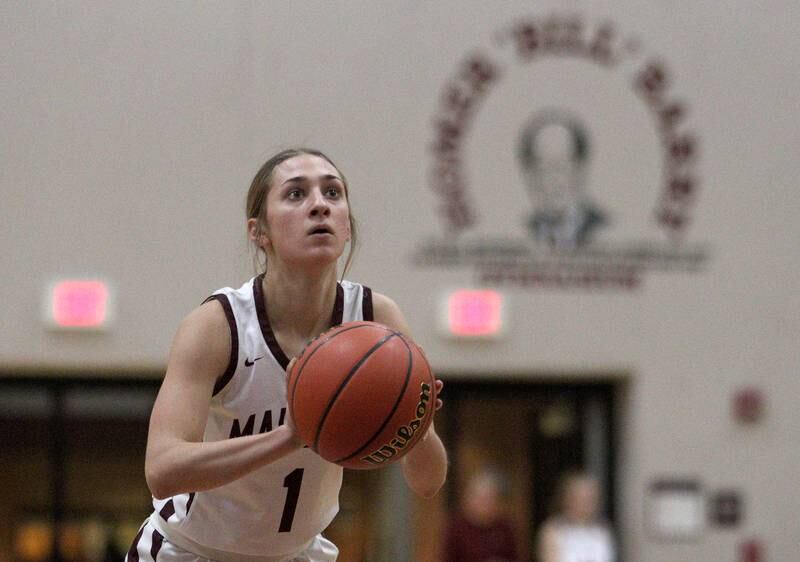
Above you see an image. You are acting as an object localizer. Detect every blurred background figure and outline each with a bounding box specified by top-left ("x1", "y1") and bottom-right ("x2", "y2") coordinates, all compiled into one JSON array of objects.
[
  {"x1": 444, "y1": 468, "x2": 521, "y2": 562},
  {"x1": 537, "y1": 472, "x2": 615, "y2": 562}
]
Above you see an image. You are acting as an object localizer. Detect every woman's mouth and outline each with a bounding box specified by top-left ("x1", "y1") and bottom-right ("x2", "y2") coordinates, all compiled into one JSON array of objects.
[{"x1": 308, "y1": 226, "x2": 333, "y2": 237}]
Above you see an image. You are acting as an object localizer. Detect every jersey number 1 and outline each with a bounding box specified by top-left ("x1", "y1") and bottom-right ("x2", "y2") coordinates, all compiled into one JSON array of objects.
[{"x1": 279, "y1": 468, "x2": 304, "y2": 533}]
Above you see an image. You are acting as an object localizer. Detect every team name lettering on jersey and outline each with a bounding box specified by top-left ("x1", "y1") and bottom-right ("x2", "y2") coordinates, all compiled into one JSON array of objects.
[{"x1": 229, "y1": 407, "x2": 287, "y2": 438}]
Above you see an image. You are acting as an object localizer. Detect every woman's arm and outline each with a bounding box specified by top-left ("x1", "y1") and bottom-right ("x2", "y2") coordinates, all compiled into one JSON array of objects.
[
  {"x1": 145, "y1": 300, "x2": 303, "y2": 499},
  {"x1": 372, "y1": 292, "x2": 448, "y2": 499}
]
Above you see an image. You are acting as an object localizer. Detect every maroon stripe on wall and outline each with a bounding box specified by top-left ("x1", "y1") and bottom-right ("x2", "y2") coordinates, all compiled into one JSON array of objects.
[
  {"x1": 126, "y1": 525, "x2": 144, "y2": 562},
  {"x1": 150, "y1": 529, "x2": 164, "y2": 560},
  {"x1": 203, "y1": 294, "x2": 239, "y2": 396},
  {"x1": 158, "y1": 500, "x2": 175, "y2": 522},
  {"x1": 362, "y1": 286, "x2": 373, "y2": 321}
]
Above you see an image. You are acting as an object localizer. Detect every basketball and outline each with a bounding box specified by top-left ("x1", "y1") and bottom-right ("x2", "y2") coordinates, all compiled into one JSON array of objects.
[{"x1": 287, "y1": 321, "x2": 436, "y2": 470}]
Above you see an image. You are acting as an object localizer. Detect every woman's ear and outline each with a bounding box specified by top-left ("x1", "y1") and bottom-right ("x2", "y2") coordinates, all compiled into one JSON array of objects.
[
  {"x1": 247, "y1": 218, "x2": 270, "y2": 248},
  {"x1": 247, "y1": 218, "x2": 259, "y2": 241}
]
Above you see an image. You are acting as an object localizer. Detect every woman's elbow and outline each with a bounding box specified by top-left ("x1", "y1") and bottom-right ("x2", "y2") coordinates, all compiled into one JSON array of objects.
[
  {"x1": 415, "y1": 481, "x2": 444, "y2": 500},
  {"x1": 407, "y1": 468, "x2": 447, "y2": 499},
  {"x1": 145, "y1": 460, "x2": 175, "y2": 500}
]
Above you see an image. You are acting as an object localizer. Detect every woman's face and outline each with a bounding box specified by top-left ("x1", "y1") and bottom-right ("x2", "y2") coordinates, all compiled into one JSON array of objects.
[
  {"x1": 261, "y1": 154, "x2": 351, "y2": 269},
  {"x1": 564, "y1": 477, "x2": 599, "y2": 523},
  {"x1": 462, "y1": 478, "x2": 501, "y2": 525}
]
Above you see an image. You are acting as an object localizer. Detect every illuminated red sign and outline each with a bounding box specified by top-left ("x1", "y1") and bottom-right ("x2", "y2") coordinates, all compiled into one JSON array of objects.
[
  {"x1": 50, "y1": 280, "x2": 109, "y2": 328},
  {"x1": 447, "y1": 289, "x2": 503, "y2": 337}
]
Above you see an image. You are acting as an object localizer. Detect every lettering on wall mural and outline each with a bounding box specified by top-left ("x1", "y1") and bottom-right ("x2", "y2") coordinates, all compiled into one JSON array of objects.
[{"x1": 415, "y1": 14, "x2": 709, "y2": 289}]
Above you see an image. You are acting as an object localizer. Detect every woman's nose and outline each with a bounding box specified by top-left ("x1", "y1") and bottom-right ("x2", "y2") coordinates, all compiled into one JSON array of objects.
[{"x1": 309, "y1": 190, "x2": 331, "y2": 217}]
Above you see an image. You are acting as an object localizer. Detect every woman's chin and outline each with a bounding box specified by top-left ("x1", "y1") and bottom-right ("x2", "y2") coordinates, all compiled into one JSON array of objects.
[{"x1": 287, "y1": 250, "x2": 342, "y2": 271}]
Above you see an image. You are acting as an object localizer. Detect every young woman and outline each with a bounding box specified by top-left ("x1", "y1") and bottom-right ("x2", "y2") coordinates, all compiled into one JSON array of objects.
[
  {"x1": 127, "y1": 148, "x2": 448, "y2": 562},
  {"x1": 537, "y1": 472, "x2": 616, "y2": 562}
]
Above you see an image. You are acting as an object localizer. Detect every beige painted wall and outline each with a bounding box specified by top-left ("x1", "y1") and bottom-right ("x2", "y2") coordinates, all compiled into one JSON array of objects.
[{"x1": 3, "y1": 2, "x2": 799, "y2": 560}]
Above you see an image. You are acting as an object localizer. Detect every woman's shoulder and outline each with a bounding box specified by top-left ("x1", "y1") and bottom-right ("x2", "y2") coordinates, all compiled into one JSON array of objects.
[
  {"x1": 160, "y1": 297, "x2": 233, "y2": 388},
  {"x1": 178, "y1": 299, "x2": 230, "y2": 344},
  {"x1": 208, "y1": 276, "x2": 259, "y2": 301},
  {"x1": 543, "y1": 517, "x2": 613, "y2": 536},
  {"x1": 338, "y1": 280, "x2": 402, "y2": 320},
  {"x1": 368, "y1": 291, "x2": 413, "y2": 335},
  {"x1": 539, "y1": 518, "x2": 562, "y2": 535},
  {"x1": 370, "y1": 290, "x2": 397, "y2": 310}
]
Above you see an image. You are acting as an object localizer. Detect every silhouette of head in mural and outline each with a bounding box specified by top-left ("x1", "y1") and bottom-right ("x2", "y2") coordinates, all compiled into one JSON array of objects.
[{"x1": 518, "y1": 109, "x2": 607, "y2": 248}]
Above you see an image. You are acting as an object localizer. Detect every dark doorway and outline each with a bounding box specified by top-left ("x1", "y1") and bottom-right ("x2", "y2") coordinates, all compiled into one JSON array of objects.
[
  {"x1": 442, "y1": 378, "x2": 619, "y2": 562},
  {"x1": 0, "y1": 377, "x2": 160, "y2": 562},
  {"x1": 528, "y1": 386, "x2": 616, "y2": 546}
]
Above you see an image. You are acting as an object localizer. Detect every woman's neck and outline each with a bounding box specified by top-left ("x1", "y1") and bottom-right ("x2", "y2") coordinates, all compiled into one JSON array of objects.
[
  {"x1": 262, "y1": 263, "x2": 339, "y2": 340},
  {"x1": 562, "y1": 512, "x2": 593, "y2": 526}
]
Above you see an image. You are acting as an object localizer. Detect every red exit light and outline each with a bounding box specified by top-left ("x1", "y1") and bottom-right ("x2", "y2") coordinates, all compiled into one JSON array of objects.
[
  {"x1": 50, "y1": 280, "x2": 110, "y2": 329},
  {"x1": 447, "y1": 289, "x2": 503, "y2": 337}
]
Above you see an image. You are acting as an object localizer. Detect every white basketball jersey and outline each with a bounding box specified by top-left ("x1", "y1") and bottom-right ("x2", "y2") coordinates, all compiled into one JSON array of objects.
[
  {"x1": 553, "y1": 521, "x2": 615, "y2": 562},
  {"x1": 150, "y1": 275, "x2": 373, "y2": 559}
]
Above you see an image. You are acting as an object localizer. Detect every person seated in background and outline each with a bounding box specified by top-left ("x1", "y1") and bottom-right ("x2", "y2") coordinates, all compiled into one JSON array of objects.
[
  {"x1": 537, "y1": 471, "x2": 616, "y2": 562},
  {"x1": 444, "y1": 468, "x2": 520, "y2": 562}
]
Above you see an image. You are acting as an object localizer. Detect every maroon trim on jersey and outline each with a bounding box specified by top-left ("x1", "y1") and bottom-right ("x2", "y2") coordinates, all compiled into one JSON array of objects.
[
  {"x1": 158, "y1": 499, "x2": 175, "y2": 522},
  {"x1": 332, "y1": 282, "x2": 344, "y2": 325},
  {"x1": 362, "y1": 286, "x2": 373, "y2": 321},
  {"x1": 253, "y1": 274, "x2": 290, "y2": 369},
  {"x1": 150, "y1": 529, "x2": 164, "y2": 560},
  {"x1": 203, "y1": 294, "x2": 239, "y2": 396},
  {"x1": 127, "y1": 525, "x2": 144, "y2": 562},
  {"x1": 186, "y1": 492, "x2": 196, "y2": 515},
  {"x1": 254, "y1": 274, "x2": 346, "y2": 370}
]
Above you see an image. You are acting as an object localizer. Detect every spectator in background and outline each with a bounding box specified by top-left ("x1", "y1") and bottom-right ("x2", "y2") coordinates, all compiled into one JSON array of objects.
[
  {"x1": 444, "y1": 469, "x2": 520, "y2": 562},
  {"x1": 537, "y1": 471, "x2": 615, "y2": 562}
]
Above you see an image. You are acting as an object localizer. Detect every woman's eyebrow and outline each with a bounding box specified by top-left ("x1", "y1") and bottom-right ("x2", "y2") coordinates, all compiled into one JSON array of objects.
[{"x1": 282, "y1": 174, "x2": 342, "y2": 186}]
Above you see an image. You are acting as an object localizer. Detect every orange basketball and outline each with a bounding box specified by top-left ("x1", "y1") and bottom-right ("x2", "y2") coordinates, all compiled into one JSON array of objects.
[{"x1": 287, "y1": 321, "x2": 436, "y2": 470}]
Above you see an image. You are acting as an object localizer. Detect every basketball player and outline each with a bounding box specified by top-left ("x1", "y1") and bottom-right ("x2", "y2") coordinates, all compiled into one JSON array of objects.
[{"x1": 126, "y1": 148, "x2": 448, "y2": 562}]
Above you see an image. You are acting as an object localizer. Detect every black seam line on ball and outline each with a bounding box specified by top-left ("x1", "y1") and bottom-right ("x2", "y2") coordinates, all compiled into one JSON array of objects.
[
  {"x1": 333, "y1": 333, "x2": 413, "y2": 463},
  {"x1": 289, "y1": 323, "x2": 386, "y2": 420},
  {"x1": 313, "y1": 331, "x2": 399, "y2": 453}
]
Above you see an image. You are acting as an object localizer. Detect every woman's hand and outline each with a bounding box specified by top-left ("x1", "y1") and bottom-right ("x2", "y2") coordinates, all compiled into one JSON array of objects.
[{"x1": 434, "y1": 379, "x2": 444, "y2": 411}]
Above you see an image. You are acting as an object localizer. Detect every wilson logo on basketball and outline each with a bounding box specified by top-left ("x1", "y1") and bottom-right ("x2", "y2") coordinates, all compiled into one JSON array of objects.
[{"x1": 361, "y1": 382, "x2": 432, "y2": 466}]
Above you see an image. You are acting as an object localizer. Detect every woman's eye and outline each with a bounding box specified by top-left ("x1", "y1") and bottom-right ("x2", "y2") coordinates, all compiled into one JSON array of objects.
[
  {"x1": 287, "y1": 189, "x2": 303, "y2": 200},
  {"x1": 326, "y1": 187, "x2": 341, "y2": 198}
]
